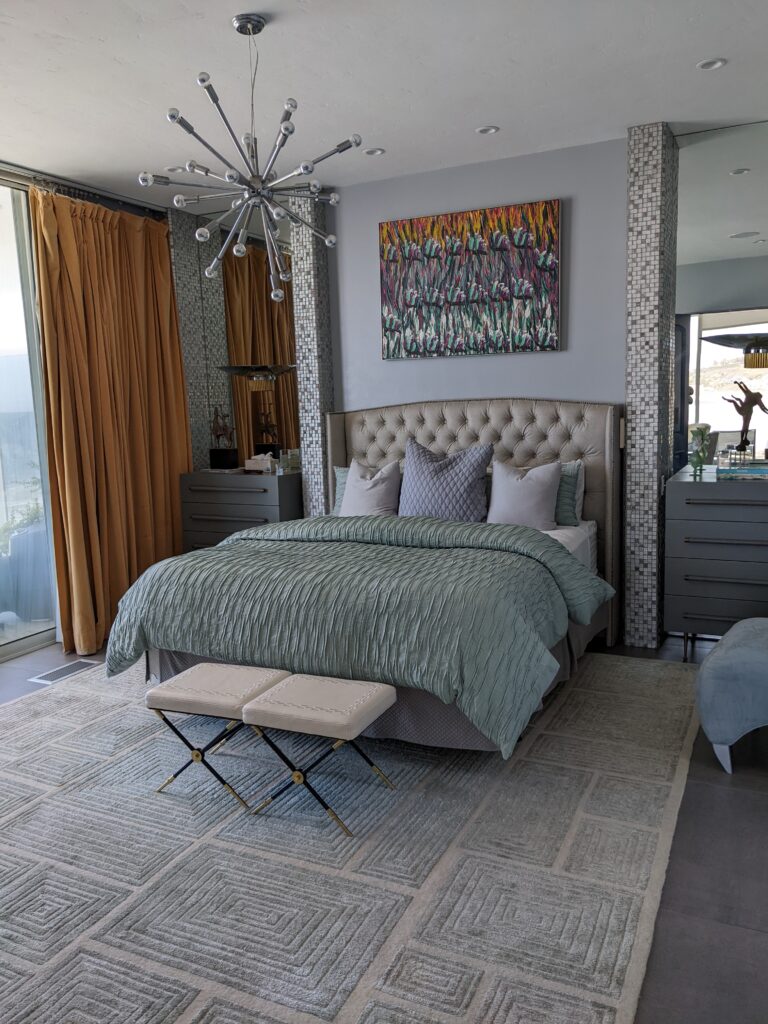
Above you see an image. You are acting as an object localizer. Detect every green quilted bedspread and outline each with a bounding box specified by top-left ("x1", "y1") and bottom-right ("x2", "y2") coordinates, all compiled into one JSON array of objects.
[{"x1": 106, "y1": 516, "x2": 614, "y2": 756}]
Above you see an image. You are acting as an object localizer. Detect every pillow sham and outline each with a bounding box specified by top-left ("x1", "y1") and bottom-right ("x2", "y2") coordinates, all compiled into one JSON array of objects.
[
  {"x1": 487, "y1": 459, "x2": 561, "y2": 530},
  {"x1": 399, "y1": 439, "x2": 493, "y2": 522},
  {"x1": 331, "y1": 466, "x2": 348, "y2": 515},
  {"x1": 338, "y1": 459, "x2": 401, "y2": 516},
  {"x1": 555, "y1": 459, "x2": 585, "y2": 526}
]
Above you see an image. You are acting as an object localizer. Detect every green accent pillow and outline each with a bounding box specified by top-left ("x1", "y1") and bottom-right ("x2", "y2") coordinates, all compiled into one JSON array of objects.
[
  {"x1": 331, "y1": 466, "x2": 349, "y2": 515},
  {"x1": 555, "y1": 460, "x2": 584, "y2": 526}
]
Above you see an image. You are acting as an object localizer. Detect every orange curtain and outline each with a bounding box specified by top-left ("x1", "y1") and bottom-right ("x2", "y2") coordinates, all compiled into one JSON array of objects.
[
  {"x1": 222, "y1": 245, "x2": 299, "y2": 462},
  {"x1": 29, "y1": 188, "x2": 192, "y2": 654}
]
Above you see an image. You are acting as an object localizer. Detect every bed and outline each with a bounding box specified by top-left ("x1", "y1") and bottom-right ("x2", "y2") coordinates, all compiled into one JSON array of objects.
[{"x1": 108, "y1": 396, "x2": 621, "y2": 755}]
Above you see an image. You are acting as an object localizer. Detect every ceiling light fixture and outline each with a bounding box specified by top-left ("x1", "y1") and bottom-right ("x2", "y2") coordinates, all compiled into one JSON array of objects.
[
  {"x1": 475, "y1": 125, "x2": 500, "y2": 135},
  {"x1": 754, "y1": 238, "x2": 767, "y2": 245},
  {"x1": 730, "y1": 167, "x2": 751, "y2": 175},
  {"x1": 729, "y1": 231, "x2": 761, "y2": 239},
  {"x1": 137, "y1": 12, "x2": 361, "y2": 301},
  {"x1": 696, "y1": 57, "x2": 727, "y2": 70},
  {"x1": 364, "y1": 147, "x2": 386, "y2": 156}
]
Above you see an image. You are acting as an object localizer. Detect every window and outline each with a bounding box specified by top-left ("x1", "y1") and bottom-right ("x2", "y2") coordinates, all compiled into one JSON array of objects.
[{"x1": 0, "y1": 185, "x2": 56, "y2": 650}]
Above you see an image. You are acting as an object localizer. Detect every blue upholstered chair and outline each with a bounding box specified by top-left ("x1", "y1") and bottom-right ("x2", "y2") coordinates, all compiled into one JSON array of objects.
[{"x1": 696, "y1": 618, "x2": 768, "y2": 773}]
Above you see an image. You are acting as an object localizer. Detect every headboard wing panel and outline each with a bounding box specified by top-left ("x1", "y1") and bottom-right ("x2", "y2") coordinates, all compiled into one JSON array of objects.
[{"x1": 326, "y1": 397, "x2": 621, "y2": 643}]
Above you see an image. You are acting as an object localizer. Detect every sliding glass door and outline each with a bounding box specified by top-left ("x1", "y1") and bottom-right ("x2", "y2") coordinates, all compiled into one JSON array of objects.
[{"x1": 0, "y1": 185, "x2": 55, "y2": 651}]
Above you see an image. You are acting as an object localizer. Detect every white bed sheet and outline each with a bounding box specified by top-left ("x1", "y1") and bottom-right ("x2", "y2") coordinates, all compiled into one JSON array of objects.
[{"x1": 542, "y1": 520, "x2": 598, "y2": 574}]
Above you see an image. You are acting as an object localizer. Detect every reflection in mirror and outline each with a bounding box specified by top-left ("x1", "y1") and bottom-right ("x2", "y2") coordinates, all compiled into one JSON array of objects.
[
  {"x1": 675, "y1": 122, "x2": 768, "y2": 466},
  {"x1": 222, "y1": 240, "x2": 300, "y2": 464}
]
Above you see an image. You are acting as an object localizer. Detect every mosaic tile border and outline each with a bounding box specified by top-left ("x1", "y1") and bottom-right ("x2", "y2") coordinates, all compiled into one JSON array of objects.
[{"x1": 624, "y1": 123, "x2": 678, "y2": 647}]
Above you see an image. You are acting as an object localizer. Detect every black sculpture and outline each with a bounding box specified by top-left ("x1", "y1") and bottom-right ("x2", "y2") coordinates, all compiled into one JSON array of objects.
[{"x1": 722, "y1": 381, "x2": 768, "y2": 451}]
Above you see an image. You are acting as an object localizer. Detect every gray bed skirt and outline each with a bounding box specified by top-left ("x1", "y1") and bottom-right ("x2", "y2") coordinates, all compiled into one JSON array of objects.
[{"x1": 145, "y1": 603, "x2": 608, "y2": 752}]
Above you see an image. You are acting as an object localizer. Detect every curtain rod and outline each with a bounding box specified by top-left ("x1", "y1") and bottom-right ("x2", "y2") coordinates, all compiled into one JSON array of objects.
[{"x1": 0, "y1": 158, "x2": 167, "y2": 219}]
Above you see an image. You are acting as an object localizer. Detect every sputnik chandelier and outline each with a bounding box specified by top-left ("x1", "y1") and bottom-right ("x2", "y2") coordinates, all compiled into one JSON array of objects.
[{"x1": 138, "y1": 12, "x2": 361, "y2": 301}]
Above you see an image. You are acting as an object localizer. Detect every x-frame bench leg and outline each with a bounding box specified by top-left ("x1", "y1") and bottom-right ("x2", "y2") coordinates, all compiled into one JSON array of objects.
[{"x1": 153, "y1": 710, "x2": 250, "y2": 809}]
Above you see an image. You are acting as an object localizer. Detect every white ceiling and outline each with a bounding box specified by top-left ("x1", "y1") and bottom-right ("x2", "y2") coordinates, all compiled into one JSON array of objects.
[
  {"x1": 1, "y1": 0, "x2": 768, "y2": 217},
  {"x1": 677, "y1": 123, "x2": 768, "y2": 265}
]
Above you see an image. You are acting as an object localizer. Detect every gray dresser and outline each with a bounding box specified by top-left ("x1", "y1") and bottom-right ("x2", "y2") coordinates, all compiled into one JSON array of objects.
[
  {"x1": 665, "y1": 465, "x2": 768, "y2": 657},
  {"x1": 181, "y1": 470, "x2": 303, "y2": 552}
]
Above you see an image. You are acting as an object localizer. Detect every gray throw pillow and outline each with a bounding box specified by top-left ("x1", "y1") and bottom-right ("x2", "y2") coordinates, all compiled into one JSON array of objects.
[
  {"x1": 487, "y1": 460, "x2": 561, "y2": 530},
  {"x1": 339, "y1": 460, "x2": 401, "y2": 516},
  {"x1": 399, "y1": 439, "x2": 493, "y2": 522}
]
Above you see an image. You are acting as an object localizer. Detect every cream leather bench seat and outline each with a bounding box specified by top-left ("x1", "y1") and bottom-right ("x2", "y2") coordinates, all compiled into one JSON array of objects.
[{"x1": 146, "y1": 664, "x2": 397, "y2": 835}]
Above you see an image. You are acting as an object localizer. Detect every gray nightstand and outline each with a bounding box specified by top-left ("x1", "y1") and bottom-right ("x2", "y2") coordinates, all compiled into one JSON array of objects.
[
  {"x1": 664, "y1": 465, "x2": 768, "y2": 659},
  {"x1": 180, "y1": 470, "x2": 303, "y2": 552}
]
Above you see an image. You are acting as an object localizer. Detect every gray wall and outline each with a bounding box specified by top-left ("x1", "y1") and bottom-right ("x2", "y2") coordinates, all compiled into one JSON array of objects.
[
  {"x1": 676, "y1": 255, "x2": 768, "y2": 315},
  {"x1": 328, "y1": 138, "x2": 628, "y2": 410}
]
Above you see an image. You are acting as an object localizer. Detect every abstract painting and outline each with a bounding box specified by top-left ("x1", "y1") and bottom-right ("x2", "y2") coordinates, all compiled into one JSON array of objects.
[{"x1": 379, "y1": 199, "x2": 560, "y2": 360}]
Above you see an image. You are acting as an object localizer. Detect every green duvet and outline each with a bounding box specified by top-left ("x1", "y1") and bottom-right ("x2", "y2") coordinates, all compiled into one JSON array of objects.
[{"x1": 106, "y1": 516, "x2": 613, "y2": 756}]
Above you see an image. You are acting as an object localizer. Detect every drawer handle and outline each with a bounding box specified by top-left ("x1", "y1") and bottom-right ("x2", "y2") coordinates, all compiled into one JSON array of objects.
[
  {"x1": 190, "y1": 513, "x2": 268, "y2": 524},
  {"x1": 684, "y1": 537, "x2": 768, "y2": 547},
  {"x1": 682, "y1": 613, "x2": 739, "y2": 623},
  {"x1": 685, "y1": 498, "x2": 768, "y2": 507},
  {"x1": 188, "y1": 485, "x2": 269, "y2": 494},
  {"x1": 684, "y1": 574, "x2": 768, "y2": 586}
]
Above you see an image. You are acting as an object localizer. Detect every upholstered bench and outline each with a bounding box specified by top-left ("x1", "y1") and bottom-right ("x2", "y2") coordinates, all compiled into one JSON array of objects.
[
  {"x1": 696, "y1": 618, "x2": 768, "y2": 773},
  {"x1": 146, "y1": 665, "x2": 396, "y2": 835}
]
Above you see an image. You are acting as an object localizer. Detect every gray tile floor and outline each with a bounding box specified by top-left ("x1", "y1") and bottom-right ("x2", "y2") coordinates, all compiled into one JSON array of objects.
[{"x1": 0, "y1": 637, "x2": 765, "y2": 1023}]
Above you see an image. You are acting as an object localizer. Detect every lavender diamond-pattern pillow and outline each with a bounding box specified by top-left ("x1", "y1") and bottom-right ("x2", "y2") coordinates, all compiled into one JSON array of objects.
[{"x1": 399, "y1": 439, "x2": 493, "y2": 522}]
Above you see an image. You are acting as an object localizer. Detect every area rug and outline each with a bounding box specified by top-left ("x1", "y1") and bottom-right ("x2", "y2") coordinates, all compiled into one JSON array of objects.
[{"x1": 0, "y1": 653, "x2": 697, "y2": 1024}]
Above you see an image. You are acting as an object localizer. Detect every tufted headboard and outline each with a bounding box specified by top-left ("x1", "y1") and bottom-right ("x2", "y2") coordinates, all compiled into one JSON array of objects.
[{"x1": 326, "y1": 397, "x2": 621, "y2": 644}]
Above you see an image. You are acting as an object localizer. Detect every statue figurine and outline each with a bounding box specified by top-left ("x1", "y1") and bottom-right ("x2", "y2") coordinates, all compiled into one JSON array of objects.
[
  {"x1": 722, "y1": 381, "x2": 768, "y2": 452},
  {"x1": 210, "y1": 406, "x2": 235, "y2": 449}
]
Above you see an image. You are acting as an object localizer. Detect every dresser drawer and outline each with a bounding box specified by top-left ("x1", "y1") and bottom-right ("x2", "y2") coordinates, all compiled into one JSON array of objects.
[
  {"x1": 181, "y1": 473, "x2": 279, "y2": 507},
  {"x1": 666, "y1": 557, "x2": 768, "y2": 602},
  {"x1": 665, "y1": 519, "x2": 768, "y2": 562},
  {"x1": 665, "y1": 595, "x2": 768, "y2": 636},
  {"x1": 666, "y1": 483, "x2": 768, "y2": 523},
  {"x1": 182, "y1": 502, "x2": 280, "y2": 534}
]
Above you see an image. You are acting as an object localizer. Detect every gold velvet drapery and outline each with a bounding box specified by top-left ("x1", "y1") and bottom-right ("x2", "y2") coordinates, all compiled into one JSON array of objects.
[
  {"x1": 222, "y1": 245, "x2": 299, "y2": 461},
  {"x1": 29, "y1": 188, "x2": 192, "y2": 654}
]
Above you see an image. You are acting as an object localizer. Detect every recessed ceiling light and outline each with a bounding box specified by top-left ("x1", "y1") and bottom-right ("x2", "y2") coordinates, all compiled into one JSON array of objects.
[
  {"x1": 754, "y1": 238, "x2": 767, "y2": 245},
  {"x1": 730, "y1": 167, "x2": 751, "y2": 175},
  {"x1": 729, "y1": 231, "x2": 761, "y2": 239},
  {"x1": 475, "y1": 125, "x2": 500, "y2": 135},
  {"x1": 364, "y1": 147, "x2": 386, "y2": 156},
  {"x1": 696, "y1": 57, "x2": 727, "y2": 70}
]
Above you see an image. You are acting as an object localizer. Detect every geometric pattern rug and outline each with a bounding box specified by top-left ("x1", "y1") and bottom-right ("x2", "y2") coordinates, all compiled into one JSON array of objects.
[{"x1": 0, "y1": 653, "x2": 697, "y2": 1024}]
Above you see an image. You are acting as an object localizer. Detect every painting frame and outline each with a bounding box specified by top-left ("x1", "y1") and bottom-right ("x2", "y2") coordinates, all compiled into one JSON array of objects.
[{"x1": 379, "y1": 198, "x2": 561, "y2": 360}]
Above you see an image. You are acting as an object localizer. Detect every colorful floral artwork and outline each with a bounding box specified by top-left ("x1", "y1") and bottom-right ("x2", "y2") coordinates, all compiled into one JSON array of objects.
[{"x1": 379, "y1": 199, "x2": 560, "y2": 360}]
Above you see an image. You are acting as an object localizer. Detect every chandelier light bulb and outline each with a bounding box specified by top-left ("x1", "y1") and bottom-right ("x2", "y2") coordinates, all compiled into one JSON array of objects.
[
  {"x1": 186, "y1": 160, "x2": 198, "y2": 172},
  {"x1": 272, "y1": 206, "x2": 287, "y2": 220},
  {"x1": 241, "y1": 132, "x2": 253, "y2": 146},
  {"x1": 299, "y1": 161, "x2": 314, "y2": 175},
  {"x1": 349, "y1": 134, "x2": 362, "y2": 147},
  {"x1": 309, "y1": 179, "x2": 322, "y2": 194},
  {"x1": 233, "y1": 242, "x2": 247, "y2": 257},
  {"x1": 197, "y1": 72, "x2": 211, "y2": 86},
  {"x1": 325, "y1": 234, "x2": 337, "y2": 248},
  {"x1": 280, "y1": 122, "x2": 295, "y2": 137},
  {"x1": 271, "y1": 288, "x2": 285, "y2": 301},
  {"x1": 173, "y1": 194, "x2": 187, "y2": 208},
  {"x1": 284, "y1": 98, "x2": 298, "y2": 112},
  {"x1": 204, "y1": 264, "x2": 219, "y2": 278},
  {"x1": 195, "y1": 227, "x2": 210, "y2": 242},
  {"x1": 280, "y1": 270, "x2": 292, "y2": 282},
  {"x1": 329, "y1": 192, "x2": 340, "y2": 206},
  {"x1": 224, "y1": 168, "x2": 240, "y2": 183},
  {"x1": 167, "y1": 107, "x2": 181, "y2": 123},
  {"x1": 138, "y1": 172, "x2": 153, "y2": 187}
]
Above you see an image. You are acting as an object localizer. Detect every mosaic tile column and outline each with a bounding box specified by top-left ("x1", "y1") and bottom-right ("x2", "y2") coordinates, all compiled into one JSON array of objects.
[
  {"x1": 168, "y1": 210, "x2": 232, "y2": 470},
  {"x1": 624, "y1": 123, "x2": 679, "y2": 647},
  {"x1": 289, "y1": 198, "x2": 334, "y2": 516}
]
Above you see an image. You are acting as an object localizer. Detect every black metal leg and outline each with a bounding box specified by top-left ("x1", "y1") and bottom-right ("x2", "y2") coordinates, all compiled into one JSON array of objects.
[
  {"x1": 153, "y1": 711, "x2": 249, "y2": 808},
  {"x1": 348, "y1": 739, "x2": 396, "y2": 789}
]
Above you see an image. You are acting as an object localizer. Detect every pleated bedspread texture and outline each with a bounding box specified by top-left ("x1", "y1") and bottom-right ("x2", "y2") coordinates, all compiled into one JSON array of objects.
[{"x1": 105, "y1": 516, "x2": 614, "y2": 756}]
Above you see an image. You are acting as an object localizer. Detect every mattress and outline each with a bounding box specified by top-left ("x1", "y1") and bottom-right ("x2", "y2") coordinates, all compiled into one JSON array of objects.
[{"x1": 542, "y1": 520, "x2": 598, "y2": 574}]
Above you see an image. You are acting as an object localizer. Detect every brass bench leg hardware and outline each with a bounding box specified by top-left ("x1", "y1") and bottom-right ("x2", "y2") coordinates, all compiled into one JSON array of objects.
[
  {"x1": 326, "y1": 807, "x2": 353, "y2": 838},
  {"x1": 153, "y1": 709, "x2": 249, "y2": 808},
  {"x1": 209, "y1": 719, "x2": 240, "y2": 755},
  {"x1": 348, "y1": 739, "x2": 396, "y2": 789}
]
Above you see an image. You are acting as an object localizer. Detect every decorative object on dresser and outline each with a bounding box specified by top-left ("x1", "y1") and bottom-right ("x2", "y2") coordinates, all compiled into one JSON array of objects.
[
  {"x1": 209, "y1": 405, "x2": 238, "y2": 469},
  {"x1": 687, "y1": 423, "x2": 710, "y2": 479},
  {"x1": 180, "y1": 468, "x2": 302, "y2": 551},
  {"x1": 379, "y1": 200, "x2": 560, "y2": 359},
  {"x1": 664, "y1": 464, "x2": 768, "y2": 660},
  {"x1": 696, "y1": 618, "x2": 768, "y2": 773},
  {"x1": 721, "y1": 379, "x2": 768, "y2": 451}
]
